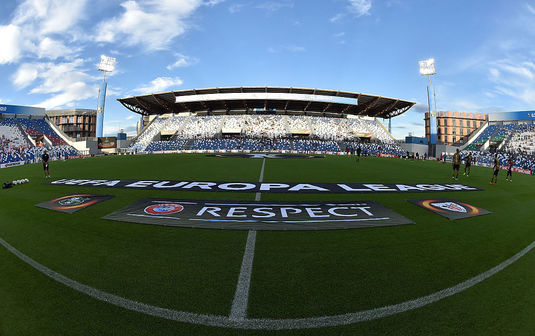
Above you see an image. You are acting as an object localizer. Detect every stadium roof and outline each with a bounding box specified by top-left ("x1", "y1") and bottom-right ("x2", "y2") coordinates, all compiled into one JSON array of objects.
[{"x1": 118, "y1": 87, "x2": 415, "y2": 119}]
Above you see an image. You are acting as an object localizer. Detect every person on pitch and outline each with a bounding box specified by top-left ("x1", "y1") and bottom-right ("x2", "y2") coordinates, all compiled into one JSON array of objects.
[
  {"x1": 463, "y1": 152, "x2": 473, "y2": 176},
  {"x1": 42, "y1": 150, "x2": 50, "y2": 178},
  {"x1": 490, "y1": 153, "x2": 500, "y2": 185},
  {"x1": 505, "y1": 157, "x2": 514, "y2": 182},
  {"x1": 452, "y1": 149, "x2": 461, "y2": 180}
]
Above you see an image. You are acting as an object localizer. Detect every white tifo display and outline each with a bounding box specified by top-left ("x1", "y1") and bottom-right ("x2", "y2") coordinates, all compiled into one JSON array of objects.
[{"x1": 129, "y1": 114, "x2": 395, "y2": 152}]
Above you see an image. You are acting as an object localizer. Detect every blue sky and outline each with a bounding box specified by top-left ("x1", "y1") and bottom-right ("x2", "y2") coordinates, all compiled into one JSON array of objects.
[{"x1": 1, "y1": 0, "x2": 535, "y2": 138}]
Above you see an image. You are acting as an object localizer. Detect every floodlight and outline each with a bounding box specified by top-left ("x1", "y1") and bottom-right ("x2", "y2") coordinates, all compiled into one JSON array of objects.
[
  {"x1": 419, "y1": 58, "x2": 436, "y2": 75},
  {"x1": 98, "y1": 55, "x2": 116, "y2": 72}
]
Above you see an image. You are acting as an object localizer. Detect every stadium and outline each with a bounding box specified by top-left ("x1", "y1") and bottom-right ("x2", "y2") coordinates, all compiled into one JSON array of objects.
[
  {"x1": 1, "y1": 85, "x2": 535, "y2": 336},
  {"x1": 118, "y1": 86, "x2": 414, "y2": 155}
]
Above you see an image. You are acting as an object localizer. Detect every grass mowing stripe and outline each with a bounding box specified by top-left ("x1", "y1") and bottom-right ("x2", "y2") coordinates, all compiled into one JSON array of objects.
[
  {"x1": 230, "y1": 158, "x2": 265, "y2": 320},
  {"x1": 1, "y1": 235, "x2": 532, "y2": 329}
]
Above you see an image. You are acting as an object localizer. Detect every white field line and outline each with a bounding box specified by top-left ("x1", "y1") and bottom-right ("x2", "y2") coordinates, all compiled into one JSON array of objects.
[
  {"x1": 255, "y1": 158, "x2": 266, "y2": 202},
  {"x1": 229, "y1": 158, "x2": 265, "y2": 320},
  {"x1": 1, "y1": 237, "x2": 533, "y2": 329}
]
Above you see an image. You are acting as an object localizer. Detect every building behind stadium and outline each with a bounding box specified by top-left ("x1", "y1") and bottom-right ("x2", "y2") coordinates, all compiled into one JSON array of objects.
[
  {"x1": 424, "y1": 111, "x2": 487, "y2": 146},
  {"x1": 45, "y1": 109, "x2": 97, "y2": 139}
]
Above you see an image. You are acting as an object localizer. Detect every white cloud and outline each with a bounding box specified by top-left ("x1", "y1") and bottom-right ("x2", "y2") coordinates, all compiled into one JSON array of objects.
[
  {"x1": 229, "y1": 3, "x2": 247, "y2": 13},
  {"x1": 38, "y1": 37, "x2": 73, "y2": 60},
  {"x1": 0, "y1": 0, "x2": 212, "y2": 111},
  {"x1": 37, "y1": 81, "x2": 96, "y2": 109},
  {"x1": 0, "y1": 25, "x2": 22, "y2": 64},
  {"x1": 488, "y1": 59, "x2": 535, "y2": 104},
  {"x1": 167, "y1": 54, "x2": 198, "y2": 70},
  {"x1": 331, "y1": 0, "x2": 371, "y2": 24},
  {"x1": 204, "y1": 0, "x2": 225, "y2": 5},
  {"x1": 348, "y1": 0, "x2": 372, "y2": 16},
  {"x1": 12, "y1": 63, "x2": 42, "y2": 89},
  {"x1": 30, "y1": 59, "x2": 91, "y2": 94},
  {"x1": 527, "y1": 3, "x2": 535, "y2": 15},
  {"x1": 13, "y1": 0, "x2": 88, "y2": 35},
  {"x1": 134, "y1": 77, "x2": 183, "y2": 94},
  {"x1": 286, "y1": 45, "x2": 305, "y2": 52},
  {"x1": 15, "y1": 59, "x2": 100, "y2": 109},
  {"x1": 330, "y1": 13, "x2": 345, "y2": 23},
  {"x1": 333, "y1": 32, "x2": 346, "y2": 44},
  {"x1": 268, "y1": 45, "x2": 305, "y2": 53},
  {"x1": 0, "y1": 0, "x2": 88, "y2": 65},
  {"x1": 96, "y1": 0, "x2": 204, "y2": 51},
  {"x1": 256, "y1": 1, "x2": 294, "y2": 12}
]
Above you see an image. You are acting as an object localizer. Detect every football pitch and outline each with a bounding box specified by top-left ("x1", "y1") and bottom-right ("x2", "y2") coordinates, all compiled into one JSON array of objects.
[{"x1": 0, "y1": 154, "x2": 534, "y2": 335}]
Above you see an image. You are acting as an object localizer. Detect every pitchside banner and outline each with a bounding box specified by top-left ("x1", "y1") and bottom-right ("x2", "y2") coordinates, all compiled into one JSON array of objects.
[
  {"x1": 102, "y1": 199, "x2": 414, "y2": 230},
  {"x1": 207, "y1": 154, "x2": 324, "y2": 159},
  {"x1": 408, "y1": 199, "x2": 491, "y2": 220},
  {"x1": 48, "y1": 179, "x2": 482, "y2": 194},
  {"x1": 36, "y1": 194, "x2": 114, "y2": 213}
]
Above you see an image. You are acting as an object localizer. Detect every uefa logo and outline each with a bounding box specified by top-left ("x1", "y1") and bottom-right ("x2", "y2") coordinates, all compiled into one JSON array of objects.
[{"x1": 144, "y1": 203, "x2": 184, "y2": 215}]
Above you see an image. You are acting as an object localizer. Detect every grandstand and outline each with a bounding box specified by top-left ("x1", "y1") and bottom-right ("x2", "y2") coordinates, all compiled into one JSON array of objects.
[
  {"x1": 463, "y1": 124, "x2": 497, "y2": 151},
  {"x1": 119, "y1": 87, "x2": 413, "y2": 154},
  {"x1": 461, "y1": 111, "x2": 535, "y2": 156},
  {"x1": 125, "y1": 114, "x2": 403, "y2": 154},
  {"x1": 1, "y1": 114, "x2": 80, "y2": 167},
  {"x1": 458, "y1": 112, "x2": 535, "y2": 172},
  {"x1": 504, "y1": 123, "x2": 535, "y2": 154}
]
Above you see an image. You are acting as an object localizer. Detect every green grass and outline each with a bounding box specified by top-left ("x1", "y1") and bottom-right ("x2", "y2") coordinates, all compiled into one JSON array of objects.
[{"x1": 0, "y1": 154, "x2": 534, "y2": 335}]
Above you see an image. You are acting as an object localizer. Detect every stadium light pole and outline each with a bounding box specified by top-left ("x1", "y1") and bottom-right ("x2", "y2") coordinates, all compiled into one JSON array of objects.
[
  {"x1": 419, "y1": 58, "x2": 437, "y2": 156},
  {"x1": 96, "y1": 55, "x2": 116, "y2": 138}
]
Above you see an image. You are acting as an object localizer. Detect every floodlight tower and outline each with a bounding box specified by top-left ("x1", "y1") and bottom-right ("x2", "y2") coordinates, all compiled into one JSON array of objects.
[
  {"x1": 96, "y1": 55, "x2": 116, "y2": 138},
  {"x1": 419, "y1": 58, "x2": 437, "y2": 156}
]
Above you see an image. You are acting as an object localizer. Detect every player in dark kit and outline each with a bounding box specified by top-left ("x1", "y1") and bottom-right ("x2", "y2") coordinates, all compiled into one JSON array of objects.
[
  {"x1": 463, "y1": 153, "x2": 473, "y2": 176},
  {"x1": 489, "y1": 153, "x2": 499, "y2": 185},
  {"x1": 42, "y1": 151, "x2": 50, "y2": 178},
  {"x1": 506, "y1": 157, "x2": 514, "y2": 182},
  {"x1": 452, "y1": 149, "x2": 461, "y2": 180}
]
